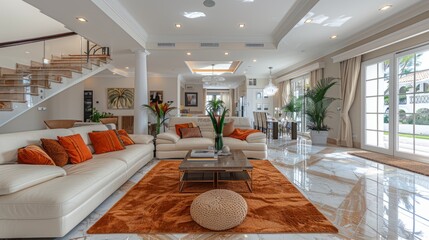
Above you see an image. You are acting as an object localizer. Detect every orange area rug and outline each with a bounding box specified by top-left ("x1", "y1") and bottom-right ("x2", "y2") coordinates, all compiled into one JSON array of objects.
[
  {"x1": 88, "y1": 160, "x2": 338, "y2": 234},
  {"x1": 349, "y1": 150, "x2": 429, "y2": 177}
]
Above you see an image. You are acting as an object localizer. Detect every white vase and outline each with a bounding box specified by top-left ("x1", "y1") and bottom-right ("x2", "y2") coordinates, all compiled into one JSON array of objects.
[{"x1": 310, "y1": 130, "x2": 329, "y2": 145}]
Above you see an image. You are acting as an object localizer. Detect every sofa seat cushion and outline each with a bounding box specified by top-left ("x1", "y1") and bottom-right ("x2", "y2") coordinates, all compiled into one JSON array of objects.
[
  {"x1": 93, "y1": 144, "x2": 154, "y2": 168},
  {"x1": 170, "y1": 137, "x2": 214, "y2": 151},
  {"x1": 0, "y1": 165, "x2": 66, "y2": 196},
  {"x1": 0, "y1": 158, "x2": 126, "y2": 220},
  {"x1": 223, "y1": 137, "x2": 267, "y2": 151}
]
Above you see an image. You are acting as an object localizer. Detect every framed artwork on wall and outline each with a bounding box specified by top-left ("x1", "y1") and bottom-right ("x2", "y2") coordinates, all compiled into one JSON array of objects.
[
  {"x1": 107, "y1": 88, "x2": 134, "y2": 110},
  {"x1": 185, "y1": 92, "x2": 198, "y2": 106},
  {"x1": 149, "y1": 91, "x2": 163, "y2": 104}
]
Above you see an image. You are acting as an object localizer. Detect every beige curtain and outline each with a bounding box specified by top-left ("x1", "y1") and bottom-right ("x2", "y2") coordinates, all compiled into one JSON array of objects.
[
  {"x1": 339, "y1": 56, "x2": 362, "y2": 147},
  {"x1": 310, "y1": 68, "x2": 324, "y2": 89},
  {"x1": 276, "y1": 81, "x2": 285, "y2": 108},
  {"x1": 203, "y1": 88, "x2": 207, "y2": 114},
  {"x1": 283, "y1": 80, "x2": 291, "y2": 104}
]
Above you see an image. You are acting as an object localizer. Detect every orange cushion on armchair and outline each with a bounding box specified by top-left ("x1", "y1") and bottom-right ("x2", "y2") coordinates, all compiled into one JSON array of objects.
[
  {"x1": 58, "y1": 134, "x2": 93, "y2": 164},
  {"x1": 88, "y1": 130, "x2": 125, "y2": 154}
]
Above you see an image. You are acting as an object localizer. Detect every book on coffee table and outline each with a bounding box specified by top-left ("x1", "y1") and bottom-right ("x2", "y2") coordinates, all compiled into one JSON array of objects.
[
  {"x1": 190, "y1": 150, "x2": 215, "y2": 158},
  {"x1": 187, "y1": 157, "x2": 218, "y2": 161}
]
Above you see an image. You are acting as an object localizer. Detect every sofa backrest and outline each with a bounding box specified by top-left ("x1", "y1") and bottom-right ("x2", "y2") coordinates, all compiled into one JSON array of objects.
[
  {"x1": 0, "y1": 128, "x2": 73, "y2": 165},
  {"x1": 0, "y1": 124, "x2": 110, "y2": 165},
  {"x1": 168, "y1": 117, "x2": 252, "y2": 138}
]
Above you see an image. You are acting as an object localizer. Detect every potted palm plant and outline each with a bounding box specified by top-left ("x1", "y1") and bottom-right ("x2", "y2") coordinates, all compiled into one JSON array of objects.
[
  {"x1": 143, "y1": 102, "x2": 176, "y2": 134},
  {"x1": 206, "y1": 99, "x2": 225, "y2": 115},
  {"x1": 304, "y1": 77, "x2": 338, "y2": 145}
]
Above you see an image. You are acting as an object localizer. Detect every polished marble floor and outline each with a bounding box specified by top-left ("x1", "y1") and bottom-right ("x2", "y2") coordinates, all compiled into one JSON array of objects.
[{"x1": 61, "y1": 137, "x2": 429, "y2": 240}]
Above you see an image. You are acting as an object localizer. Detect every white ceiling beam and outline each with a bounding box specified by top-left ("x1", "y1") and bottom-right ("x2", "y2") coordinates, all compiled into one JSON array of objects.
[
  {"x1": 332, "y1": 17, "x2": 429, "y2": 63},
  {"x1": 272, "y1": 0, "x2": 319, "y2": 48},
  {"x1": 91, "y1": 0, "x2": 148, "y2": 49}
]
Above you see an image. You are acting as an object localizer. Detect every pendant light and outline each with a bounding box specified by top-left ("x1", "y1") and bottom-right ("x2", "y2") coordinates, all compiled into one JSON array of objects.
[
  {"x1": 263, "y1": 67, "x2": 278, "y2": 96},
  {"x1": 202, "y1": 64, "x2": 225, "y2": 82}
]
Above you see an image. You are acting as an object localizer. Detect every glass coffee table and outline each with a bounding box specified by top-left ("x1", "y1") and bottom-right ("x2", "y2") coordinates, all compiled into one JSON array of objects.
[{"x1": 179, "y1": 150, "x2": 253, "y2": 193}]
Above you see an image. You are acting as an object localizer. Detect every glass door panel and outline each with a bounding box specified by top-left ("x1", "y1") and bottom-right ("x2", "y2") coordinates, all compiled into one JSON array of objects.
[
  {"x1": 363, "y1": 59, "x2": 391, "y2": 153},
  {"x1": 396, "y1": 49, "x2": 429, "y2": 159}
]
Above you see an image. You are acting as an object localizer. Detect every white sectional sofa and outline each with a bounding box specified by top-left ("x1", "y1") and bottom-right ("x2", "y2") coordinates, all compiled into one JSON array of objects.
[
  {"x1": 0, "y1": 124, "x2": 154, "y2": 238},
  {"x1": 156, "y1": 117, "x2": 267, "y2": 159}
]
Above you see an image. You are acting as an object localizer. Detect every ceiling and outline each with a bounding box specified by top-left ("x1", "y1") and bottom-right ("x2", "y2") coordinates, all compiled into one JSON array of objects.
[{"x1": 8, "y1": 0, "x2": 429, "y2": 87}]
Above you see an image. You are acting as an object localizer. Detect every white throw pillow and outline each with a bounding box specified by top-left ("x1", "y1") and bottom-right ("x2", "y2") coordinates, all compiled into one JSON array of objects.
[
  {"x1": 156, "y1": 132, "x2": 180, "y2": 143},
  {"x1": 0, "y1": 164, "x2": 66, "y2": 195},
  {"x1": 129, "y1": 134, "x2": 154, "y2": 144},
  {"x1": 246, "y1": 132, "x2": 267, "y2": 143}
]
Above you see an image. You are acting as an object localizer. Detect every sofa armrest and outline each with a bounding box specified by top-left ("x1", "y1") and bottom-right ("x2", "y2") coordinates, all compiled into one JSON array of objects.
[
  {"x1": 156, "y1": 132, "x2": 180, "y2": 144},
  {"x1": 129, "y1": 134, "x2": 154, "y2": 144},
  {"x1": 246, "y1": 132, "x2": 266, "y2": 143}
]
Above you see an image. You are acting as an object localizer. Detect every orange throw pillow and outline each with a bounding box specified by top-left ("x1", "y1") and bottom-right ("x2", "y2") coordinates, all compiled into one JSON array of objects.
[
  {"x1": 229, "y1": 128, "x2": 261, "y2": 140},
  {"x1": 41, "y1": 138, "x2": 69, "y2": 167},
  {"x1": 223, "y1": 120, "x2": 235, "y2": 137},
  {"x1": 88, "y1": 130, "x2": 125, "y2": 154},
  {"x1": 18, "y1": 145, "x2": 55, "y2": 165},
  {"x1": 58, "y1": 134, "x2": 93, "y2": 164},
  {"x1": 117, "y1": 129, "x2": 135, "y2": 146},
  {"x1": 175, "y1": 122, "x2": 194, "y2": 136}
]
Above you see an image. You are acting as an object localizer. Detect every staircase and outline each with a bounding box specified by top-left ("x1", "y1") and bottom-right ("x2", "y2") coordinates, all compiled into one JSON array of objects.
[{"x1": 0, "y1": 54, "x2": 111, "y2": 127}]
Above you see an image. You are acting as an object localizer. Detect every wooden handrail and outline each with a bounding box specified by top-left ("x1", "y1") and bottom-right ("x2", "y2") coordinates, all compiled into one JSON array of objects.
[{"x1": 0, "y1": 32, "x2": 77, "y2": 49}]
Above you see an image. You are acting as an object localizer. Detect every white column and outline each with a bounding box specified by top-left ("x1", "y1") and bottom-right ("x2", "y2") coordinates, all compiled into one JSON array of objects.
[
  {"x1": 176, "y1": 76, "x2": 181, "y2": 116},
  {"x1": 134, "y1": 50, "x2": 149, "y2": 134}
]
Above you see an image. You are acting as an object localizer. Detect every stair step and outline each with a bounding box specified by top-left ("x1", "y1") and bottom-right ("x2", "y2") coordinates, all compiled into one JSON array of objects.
[
  {"x1": 0, "y1": 101, "x2": 13, "y2": 111},
  {"x1": 0, "y1": 67, "x2": 15, "y2": 76},
  {"x1": 50, "y1": 58, "x2": 102, "y2": 66},
  {"x1": 0, "y1": 84, "x2": 50, "y2": 89},
  {"x1": 0, "y1": 96, "x2": 27, "y2": 102},
  {"x1": 47, "y1": 62, "x2": 93, "y2": 70},
  {"x1": 0, "y1": 91, "x2": 38, "y2": 95}
]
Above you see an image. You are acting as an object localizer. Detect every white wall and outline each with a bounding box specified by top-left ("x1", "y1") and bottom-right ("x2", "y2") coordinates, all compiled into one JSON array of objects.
[
  {"x1": 84, "y1": 74, "x2": 179, "y2": 123},
  {"x1": 246, "y1": 78, "x2": 274, "y2": 123}
]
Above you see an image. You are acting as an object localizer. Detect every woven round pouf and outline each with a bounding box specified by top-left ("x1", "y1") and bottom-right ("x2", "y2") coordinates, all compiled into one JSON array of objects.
[{"x1": 190, "y1": 189, "x2": 248, "y2": 231}]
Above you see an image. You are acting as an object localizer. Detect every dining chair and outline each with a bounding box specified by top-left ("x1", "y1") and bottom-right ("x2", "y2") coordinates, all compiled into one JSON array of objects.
[{"x1": 253, "y1": 112, "x2": 258, "y2": 129}]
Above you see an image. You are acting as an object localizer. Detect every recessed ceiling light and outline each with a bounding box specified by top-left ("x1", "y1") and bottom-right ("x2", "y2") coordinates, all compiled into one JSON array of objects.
[
  {"x1": 330, "y1": 35, "x2": 337, "y2": 39},
  {"x1": 25, "y1": 51, "x2": 30, "y2": 54},
  {"x1": 253, "y1": 59, "x2": 257, "y2": 62},
  {"x1": 304, "y1": 19, "x2": 312, "y2": 23},
  {"x1": 76, "y1": 17, "x2": 88, "y2": 22},
  {"x1": 175, "y1": 24, "x2": 182, "y2": 28},
  {"x1": 379, "y1": 4, "x2": 392, "y2": 11},
  {"x1": 239, "y1": 23, "x2": 245, "y2": 28},
  {"x1": 186, "y1": 52, "x2": 191, "y2": 56},
  {"x1": 125, "y1": 67, "x2": 129, "y2": 70},
  {"x1": 225, "y1": 52, "x2": 229, "y2": 56},
  {"x1": 184, "y1": 12, "x2": 206, "y2": 19}
]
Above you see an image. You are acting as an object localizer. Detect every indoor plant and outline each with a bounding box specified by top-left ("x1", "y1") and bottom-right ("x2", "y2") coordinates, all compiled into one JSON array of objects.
[
  {"x1": 282, "y1": 96, "x2": 302, "y2": 121},
  {"x1": 143, "y1": 102, "x2": 176, "y2": 134},
  {"x1": 89, "y1": 108, "x2": 113, "y2": 122},
  {"x1": 304, "y1": 77, "x2": 338, "y2": 145},
  {"x1": 207, "y1": 106, "x2": 229, "y2": 151},
  {"x1": 206, "y1": 98, "x2": 225, "y2": 115}
]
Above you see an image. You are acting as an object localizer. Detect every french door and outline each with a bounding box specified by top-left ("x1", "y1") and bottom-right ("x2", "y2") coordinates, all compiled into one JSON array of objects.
[{"x1": 362, "y1": 45, "x2": 429, "y2": 161}]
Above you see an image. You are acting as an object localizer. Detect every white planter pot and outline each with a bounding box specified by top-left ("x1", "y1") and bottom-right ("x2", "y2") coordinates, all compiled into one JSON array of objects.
[{"x1": 310, "y1": 130, "x2": 329, "y2": 145}]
